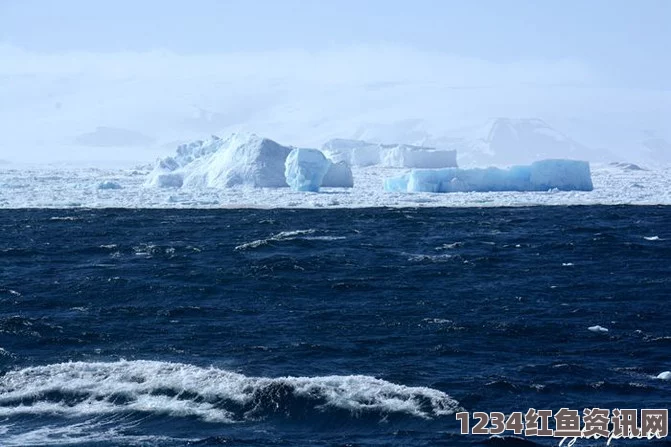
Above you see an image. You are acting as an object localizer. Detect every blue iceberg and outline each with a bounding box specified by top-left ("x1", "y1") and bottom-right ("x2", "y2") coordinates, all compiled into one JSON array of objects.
[
  {"x1": 385, "y1": 159, "x2": 593, "y2": 193},
  {"x1": 284, "y1": 148, "x2": 332, "y2": 192}
]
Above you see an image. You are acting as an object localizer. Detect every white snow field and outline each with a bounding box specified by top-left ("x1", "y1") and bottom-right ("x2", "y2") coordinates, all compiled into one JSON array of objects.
[
  {"x1": 385, "y1": 160, "x2": 593, "y2": 193},
  {"x1": 1, "y1": 160, "x2": 670, "y2": 208}
]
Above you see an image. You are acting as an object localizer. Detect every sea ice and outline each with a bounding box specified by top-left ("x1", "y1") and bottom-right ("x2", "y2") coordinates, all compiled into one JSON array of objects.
[
  {"x1": 97, "y1": 181, "x2": 122, "y2": 190},
  {"x1": 284, "y1": 148, "x2": 331, "y2": 192},
  {"x1": 322, "y1": 139, "x2": 457, "y2": 168},
  {"x1": 385, "y1": 159, "x2": 593, "y2": 193}
]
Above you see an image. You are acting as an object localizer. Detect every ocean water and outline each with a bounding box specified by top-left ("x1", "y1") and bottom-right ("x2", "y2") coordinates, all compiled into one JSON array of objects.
[{"x1": 0, "y1": 206, "x2": 669, "y2": 446}]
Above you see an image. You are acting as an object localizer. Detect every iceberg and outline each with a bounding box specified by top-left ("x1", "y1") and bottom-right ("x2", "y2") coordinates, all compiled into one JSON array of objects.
[
  {"x1": 384, "y1": 160, "x2": 593, "y2": 193},
  {"x1": 322, "y1": 160, "x2": 354, "y2": 188},
  {"x1": 284, "y1": 148, "x2": 332, "y2": 192},
  {"x1": 146, "y1": 171, "x2": 184, "y2": 188},
  {"x1": 322, "y1": 139, "x2": 380, "y2": 166},
  {"x1": 322, "y1": 139, "x2": 457, "y2": 168},
  {"x1": 146, "y1": 134, "x2": 352, "y2": 192},
  {"x1": 145, "y1": 134, "x2": 291, "y2": 189}
]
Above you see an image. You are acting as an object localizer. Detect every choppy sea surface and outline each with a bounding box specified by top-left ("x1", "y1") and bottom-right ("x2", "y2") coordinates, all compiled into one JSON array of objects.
[{"x1": 0, "y1": 207, "x2": 669, "y2": 446}]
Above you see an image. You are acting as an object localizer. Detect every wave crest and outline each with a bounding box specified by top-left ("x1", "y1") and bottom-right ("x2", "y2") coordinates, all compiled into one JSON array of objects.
[{"x1": 0, "y1": 360, "x2": 460, "y2": 423}]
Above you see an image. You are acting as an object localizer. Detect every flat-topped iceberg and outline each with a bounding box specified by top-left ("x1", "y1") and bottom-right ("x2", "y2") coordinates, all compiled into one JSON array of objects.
[
  {"x1": 146, "y1": 134, "x2": 353, "y2": 190},
  {"x1": 322, "y1": 139, "x2": 457, "y2": 168},
  {"x1": 385, "y1": 159, "x2": 593, "y2": 193}
]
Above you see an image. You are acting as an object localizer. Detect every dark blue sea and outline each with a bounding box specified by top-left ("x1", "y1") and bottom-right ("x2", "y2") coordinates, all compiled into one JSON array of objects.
[{"x1": 1, "y1": 206, "x2": 669, "y2": 446}]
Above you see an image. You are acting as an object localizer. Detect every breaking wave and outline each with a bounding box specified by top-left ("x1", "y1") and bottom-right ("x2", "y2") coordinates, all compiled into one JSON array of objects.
[{"x1": 0, "y1": 360, "x2": 460, "y2": 424}]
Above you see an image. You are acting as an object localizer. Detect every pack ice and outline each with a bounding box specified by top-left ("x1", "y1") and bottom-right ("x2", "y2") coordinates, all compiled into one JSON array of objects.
[
  {"x1": 322, "y1": 139, "x2": 457, "y2": 168},
  {"x1": 145, "y1": 134, "x2": 353, "y2": 190},
  {"x1": 385, "y1": 159, "x2": 593, "y2": 193}
]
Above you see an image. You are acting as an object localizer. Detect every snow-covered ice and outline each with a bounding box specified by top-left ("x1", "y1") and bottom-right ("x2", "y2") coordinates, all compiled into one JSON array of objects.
[
  {"x1": 0, "y1": 131, "x2": 669, "y2": 208},
  {"x1": 322, "y1": 139, "x2": 457, "y2": 168},
  {"x1": 97, "y1": 181, "x2": 122, "y2": 190},
  {"x1": 284, "y1": 148, "x2": 331, "y2": 192},
  {"x1": 385, "y1": 160, "x2": 593, "y2": 193}
]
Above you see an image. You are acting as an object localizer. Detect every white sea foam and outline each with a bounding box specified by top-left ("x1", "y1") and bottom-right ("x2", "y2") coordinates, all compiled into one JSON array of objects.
[
  {"x1": 0, "y1": 289, "x2": 21, "y2": 296},
  {"x1": 644, "y1": 236, "x2": 661, "y2": 241},
  {"x1": 588, "y1": 325, "x2": 609, "y2": 333},
  {"x1": 0, "y1": 360, "x2": 460, "y2": 425},
  {"x1": 48, "y1": 216, "x2": 79, "y2": 221},
  {"x1": 657, "y1": 371, "x2": 671, "y2": 380},
  {"x1": 406, "y1": 253, "x2": 454, "y2": 263},
  {"x1": 0, "y1": 419, "x2": 194, "y2": 447},
  {"x1": 234, "y1": 229, "x2": 345, "y2": 250}
]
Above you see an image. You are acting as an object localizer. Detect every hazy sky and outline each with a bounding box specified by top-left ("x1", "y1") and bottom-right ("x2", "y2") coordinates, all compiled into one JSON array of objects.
[
  {"x1": 0, "y1": 0, "x2": 669, "y2": 163},
  {"x1": 3, "y1": 0, "x2": 669, "y2": 88}
]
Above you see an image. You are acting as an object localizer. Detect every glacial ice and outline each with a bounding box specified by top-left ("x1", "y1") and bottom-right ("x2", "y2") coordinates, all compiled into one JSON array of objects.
[
  {"x1": 322, "y1": 160, "x2": 354, "y2": 188},
  {"x1": 145, "y1": 134, "x2": 291, "y2": 189},
  {"x1": 384, "y1": 159, "x2": 593, "y2": 193},
  {"x1": 322, "y1": 139, "x2": 457, "y2": 168},
  {"x1": 146, "y1": 171, "x2": 183, "y2": 188},
  {"x1": 146, "y1": 134, "x2": 352, "y2": 191},
  {"x1": 284, "y1": 148, "x2": 332, "y2": 192}
]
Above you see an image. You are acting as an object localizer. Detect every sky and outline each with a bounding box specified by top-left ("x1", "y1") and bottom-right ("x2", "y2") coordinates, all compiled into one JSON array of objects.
[{"x1": 0, "y1": 0, "x2": 669, "y2": 163}]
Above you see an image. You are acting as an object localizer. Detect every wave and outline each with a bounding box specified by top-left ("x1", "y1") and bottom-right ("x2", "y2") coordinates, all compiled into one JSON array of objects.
[
  {"x1": 406, "y1": 253, "x2": 456, "y2": 263},
  {"x1": 643, "y1": 235, "x2": 662, "y2": 241},
  {"x1": 0, "y1": 360, "x2": 460, "y2": 424},
  {"x1": 0, "y1": 419, "x2": 193, "y2": 447},
  {"x1": 234, "y1": 229, "x2": 345, "y2": 250},
  {"x1": 48, "y1": 216, "x2": 80, "y2": 221}
]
